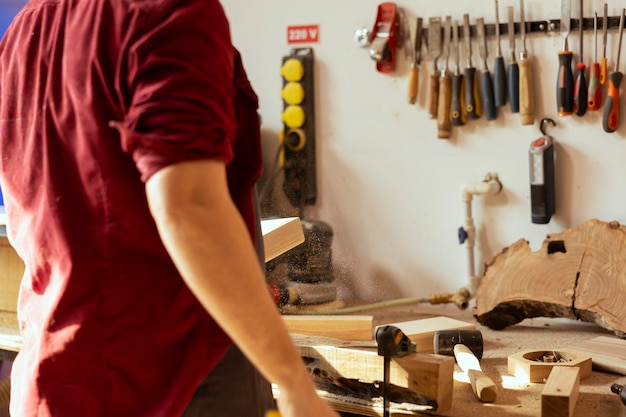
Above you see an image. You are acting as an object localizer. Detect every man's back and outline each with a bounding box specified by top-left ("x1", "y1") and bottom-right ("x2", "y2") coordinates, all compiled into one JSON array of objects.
[{"x1": 0, "y1": 0, "x2": 260, "y2": 415}]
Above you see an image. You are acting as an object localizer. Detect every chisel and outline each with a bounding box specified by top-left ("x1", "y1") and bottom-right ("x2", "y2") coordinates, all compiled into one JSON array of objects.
[
  {"x1": 494, "y1": 0, "x2": 507, "y2": 107},
  {"x1": 588, "y1": 12, "x2": 602, "y2": 111},
  {"x1": 477, "y1": 18, "x2": 496, "y2": 121},
  {"x1": 602, "y1": 8, "x2": 625, "y2": 133},
  {"x1": 463, "y1": 14, "x2": 481, "y2": 120},
  {"x1": 600, "y1": 3, "x2": 608, "y2": 85},
  {"x1": 437, "y1": 16, "x2": 452, "y2": 139},
  {"x1": 450, "y1": 19, "x2": 466, "y2": 126},
  {"x1": 519, "y1": 0, "x2": 535, "y2": 125},
  {"x1": 404, "y1": 15, "x2": 417, "y2": 105},
  {"x1": 507, "y1": 6, "x2": 520, "y2": 113},
  {"x1": 573, "y1": 0, "x2": 587, "y2": 116},
  {"x1": 428, "y1": 17, "x2": 442, "y2": 119},
  {"x1": 407, "y1": 18, "x2": 423, "y2": 105},
  {"x1": 557, "y1": 0, "x2": 574, "y2": 116}
]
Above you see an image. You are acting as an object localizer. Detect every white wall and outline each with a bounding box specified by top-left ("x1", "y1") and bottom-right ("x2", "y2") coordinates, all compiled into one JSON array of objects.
[{"x1": 221, "y1": 0, "x2": 626, "y2": 302}]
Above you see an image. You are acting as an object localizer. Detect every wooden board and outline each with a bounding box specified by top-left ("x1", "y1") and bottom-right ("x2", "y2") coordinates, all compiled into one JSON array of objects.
[
  {"x1": 541, "y1": 367, "x2": 580, "y2": 417},
  {"x1": 568, "y1": 335, "x2": 626, "y2": 375},
  {"x1": 282, "y1": 315, "x2": 373, "y2": 340},
  {"x1": 261, "y1": 217, "x2": 304, "y2": 262},
  {"x1": 377, "y1": 316, "x2": 475, "y2": 353},
  {"x1": 0, "y1": 236, "x2": 24, "y2": 314},
  {"x1": 290, "y1": 333, "x2": 455, "y2": 412}
]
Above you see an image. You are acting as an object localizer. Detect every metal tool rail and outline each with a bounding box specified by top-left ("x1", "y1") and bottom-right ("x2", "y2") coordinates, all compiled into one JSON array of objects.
[{"x1": 423, "y1": 16, "x2": 624, "y2": 41}]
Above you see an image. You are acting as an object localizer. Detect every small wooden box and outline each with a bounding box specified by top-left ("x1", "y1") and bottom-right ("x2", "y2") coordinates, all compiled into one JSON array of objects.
[{"x1": 0, "y1": 236, "x2": 24, "y2": 314}]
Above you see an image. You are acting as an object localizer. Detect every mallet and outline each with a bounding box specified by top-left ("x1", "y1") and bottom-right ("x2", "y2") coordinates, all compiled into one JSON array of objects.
[{"x1": 434, "y1": 329, "x2": 497, "y2": 403}]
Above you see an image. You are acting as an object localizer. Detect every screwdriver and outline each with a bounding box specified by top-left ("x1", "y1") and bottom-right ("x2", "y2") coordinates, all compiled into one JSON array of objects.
[
  {"x1": 600, "y1": 3, "x2": 608, "y2": 85},
  {"x1": 437, "y1": 16, "x2": 452, "y2": 139},
  {"x1": 450, "y1": 19, "x2": 466, "y2": 126},
  {"x1": 587, "y1": 12, "x2": 602, "y2": 111},
  {"x1": 557, "y1": 0, "x2": 574, "y2": 116},
  {"x1": 463, "y1": 14, "x2": 481, "y2": 120},
  {"x1": 477, "y1": 18, "x2": 497, "y2": 121},
  {"x1": 494, "y1": 0, "x2": 507, "y2": 107},
  {"x1": 573, "y1": 0, "x2": 587, "y2": 116},
  {"x1": 519, "y1": 0, "x2": 535, "y2": 125},
  {"x1": 602, "y1": 8, "x2": 625, "y2": 133},
  {"x1": 507, "y1": 6, "x2": 520, "y2": 113}
]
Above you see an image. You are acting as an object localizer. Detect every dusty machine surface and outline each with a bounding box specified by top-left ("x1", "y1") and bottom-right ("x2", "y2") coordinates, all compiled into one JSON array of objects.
[{"x1": 473, "y1": 218, "x2": 626, "y2": 338}]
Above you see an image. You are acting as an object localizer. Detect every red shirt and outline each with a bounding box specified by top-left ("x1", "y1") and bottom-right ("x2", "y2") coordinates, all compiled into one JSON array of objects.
[{"x1": 0, "y1": 0, "x2": 262, "y2": 415}]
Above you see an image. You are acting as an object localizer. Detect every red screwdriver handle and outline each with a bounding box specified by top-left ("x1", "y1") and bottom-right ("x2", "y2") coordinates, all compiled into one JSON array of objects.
[
  {"x1": 603, "y1": 72, "x2": 624, "y2": 133},
  {"x1": 587, "y1": 62, "x2": 602, "y2": 110}
]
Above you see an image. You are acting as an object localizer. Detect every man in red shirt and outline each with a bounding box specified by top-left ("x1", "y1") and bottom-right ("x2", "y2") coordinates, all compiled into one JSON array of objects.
[{"x1": 0, "y1": 0, "x2": 339, "y2": 416}]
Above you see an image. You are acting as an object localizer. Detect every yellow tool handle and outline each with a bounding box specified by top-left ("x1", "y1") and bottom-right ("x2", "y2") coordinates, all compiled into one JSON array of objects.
[
  {"x1": 437, "y1": 74, "x2": 452, "y2": 139},
  {"x1": 518, "y1": 56, "x2": 535, "y2": 125},
  {"x1": 600, "y1": 57, "x2": 608, "y2": 85},
  {"x1": 407, "y1": 65, "x2": 419, "y2": 104},
  {"x1": 266, "y1": 411, "x2": 282, "y2": 417},
  {"x1": 428, "y1": 73, "x2": 440, "y2": 119}
]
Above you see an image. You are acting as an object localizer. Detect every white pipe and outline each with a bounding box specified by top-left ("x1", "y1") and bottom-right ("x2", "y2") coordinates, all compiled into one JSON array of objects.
[{"x1": 458, "y1": 173, "x2": 502, "y2": 298}]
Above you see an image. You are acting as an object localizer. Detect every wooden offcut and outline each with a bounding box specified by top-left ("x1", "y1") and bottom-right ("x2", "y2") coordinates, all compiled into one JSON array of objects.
[
  {"x1": 0, "y1": 236, "x2": 24, "y2": 314},
  {"x1": 261, "y1": 217, "x2": 304, "y2": 262},
  {"x1": 568, "y1": 336, "x2": 626, "y2": 375},
  {"x1": 508, "y1": 349, "x2": 592, "y2": 383},
  {"x1": 290, "y1": 333, "x2": 455, "y2": 412},
  {"x1": 282, "y1": 315, "x2": 373, "y2": 340},
  {"x1": 474, "y1": 219, "x2": 626, "y2": 337},
  {"x1": 541, "y1": 367, "x2": 580, "y2": 417}
]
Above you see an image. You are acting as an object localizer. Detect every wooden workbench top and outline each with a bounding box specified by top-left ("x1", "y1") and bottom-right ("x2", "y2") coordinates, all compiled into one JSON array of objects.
[{"x1": 286, "y1": 302, "x2": 626, "y2": 417}]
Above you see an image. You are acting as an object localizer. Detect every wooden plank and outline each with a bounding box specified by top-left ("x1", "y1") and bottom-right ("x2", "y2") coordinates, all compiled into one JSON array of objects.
[
  {"x1": 261, "y1": 217, "x2": 304, "y2": 262},
  {"x1": 376, "y1": 316, "x2": 475, "y2": 352},
  {"x1": 282, "y1": 315, "x2": 373, "y2": 340},
  {"x1": 568, "y1": 335, "x2": 626, "y2": 375},
  {"x1": 291, "y1": 333, "x2": 455, "y2": 412},
  {"x1": 0, "y1": 236, "x2": 24, "y2": 314},
  {"x1": 541, "y1": 367, "x2": 580, "y2": 417}
]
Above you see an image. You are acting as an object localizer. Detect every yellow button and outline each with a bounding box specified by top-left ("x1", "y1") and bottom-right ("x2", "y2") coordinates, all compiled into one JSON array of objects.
[
  {"x1": 280, "y1": 58, "x2": 304, "y2": 82},
  {"x1": 281, "y1": 82, "x2": 305, "y2": 105},
  {"x1": 282, "y1": 105, "x2": 305, "y2": 128}
]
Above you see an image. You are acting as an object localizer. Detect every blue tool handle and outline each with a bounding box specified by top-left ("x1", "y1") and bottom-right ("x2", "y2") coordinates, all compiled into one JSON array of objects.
[
  {"x1": 481, "y1": 70, "x2": 497, "y2": 121},
  {"x1": 508, "y1": 62, "x2": 519, "y2": 113},
  {"x1": 494, "y1": 56, "x2": 507, "y2": 107}
]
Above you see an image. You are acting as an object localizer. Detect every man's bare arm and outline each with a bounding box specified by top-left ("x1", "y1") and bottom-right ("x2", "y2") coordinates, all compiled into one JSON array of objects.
[{"x1": 146, "y1": 159, "x2": 338, "y2": 417}]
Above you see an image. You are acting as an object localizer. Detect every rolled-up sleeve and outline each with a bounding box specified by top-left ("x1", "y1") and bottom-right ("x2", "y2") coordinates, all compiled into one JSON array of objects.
[{"x1": 117, "y1": 0, "x2": 236, "y2": 182}]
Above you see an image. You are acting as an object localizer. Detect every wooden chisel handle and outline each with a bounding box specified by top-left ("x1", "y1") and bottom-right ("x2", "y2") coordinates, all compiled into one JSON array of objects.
[
  {"x1": 467, "y1": 369, "x2": 498, "y2": 403},
  {"x1": 428, "y1": 73, "x2": 440, "y2": 119},
  {"x1": 407, "y1": 65, "x2": 419, "y2": 104},
  {"x1": 519, "y1": 56, "x2": 535, "y2": 125},
  {"x1": 437, "y1": 74, "x2": 452, "y2": 138}
]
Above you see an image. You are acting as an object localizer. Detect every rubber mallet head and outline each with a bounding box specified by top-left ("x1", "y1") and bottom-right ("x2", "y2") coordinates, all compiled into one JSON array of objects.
[{"x1": 433, "y1": 329, "x2": 484, "y2": 360}]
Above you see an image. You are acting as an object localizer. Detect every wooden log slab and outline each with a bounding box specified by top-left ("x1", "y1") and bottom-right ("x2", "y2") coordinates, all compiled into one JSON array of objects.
[{"x1": 474, "y1": 219, "x2": 626, "y2": 338}]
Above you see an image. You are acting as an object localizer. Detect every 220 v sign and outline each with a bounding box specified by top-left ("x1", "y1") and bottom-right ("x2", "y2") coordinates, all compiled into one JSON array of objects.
[{"x1": 287, "y1": 25, "x2": 320, "y2": 44}]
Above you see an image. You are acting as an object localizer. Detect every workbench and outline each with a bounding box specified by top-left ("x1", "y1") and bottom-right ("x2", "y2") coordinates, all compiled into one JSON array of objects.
[
  {"x1": 2, "y1": 303, "x2": 626, "y2": 416},
  {"x1": 283, "y1": 303, "x2": 626, "y2": 417}
]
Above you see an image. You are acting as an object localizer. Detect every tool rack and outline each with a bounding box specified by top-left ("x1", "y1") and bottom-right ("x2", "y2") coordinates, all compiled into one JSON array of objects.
[{"x1": 424, "y1": 16, "x2": 625, "y2": 41}]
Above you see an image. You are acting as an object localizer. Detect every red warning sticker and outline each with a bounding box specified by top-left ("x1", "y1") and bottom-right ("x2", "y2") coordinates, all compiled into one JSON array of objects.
[{"x1": 287, "y1": 24, "x2": 320, "y2": 44}]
